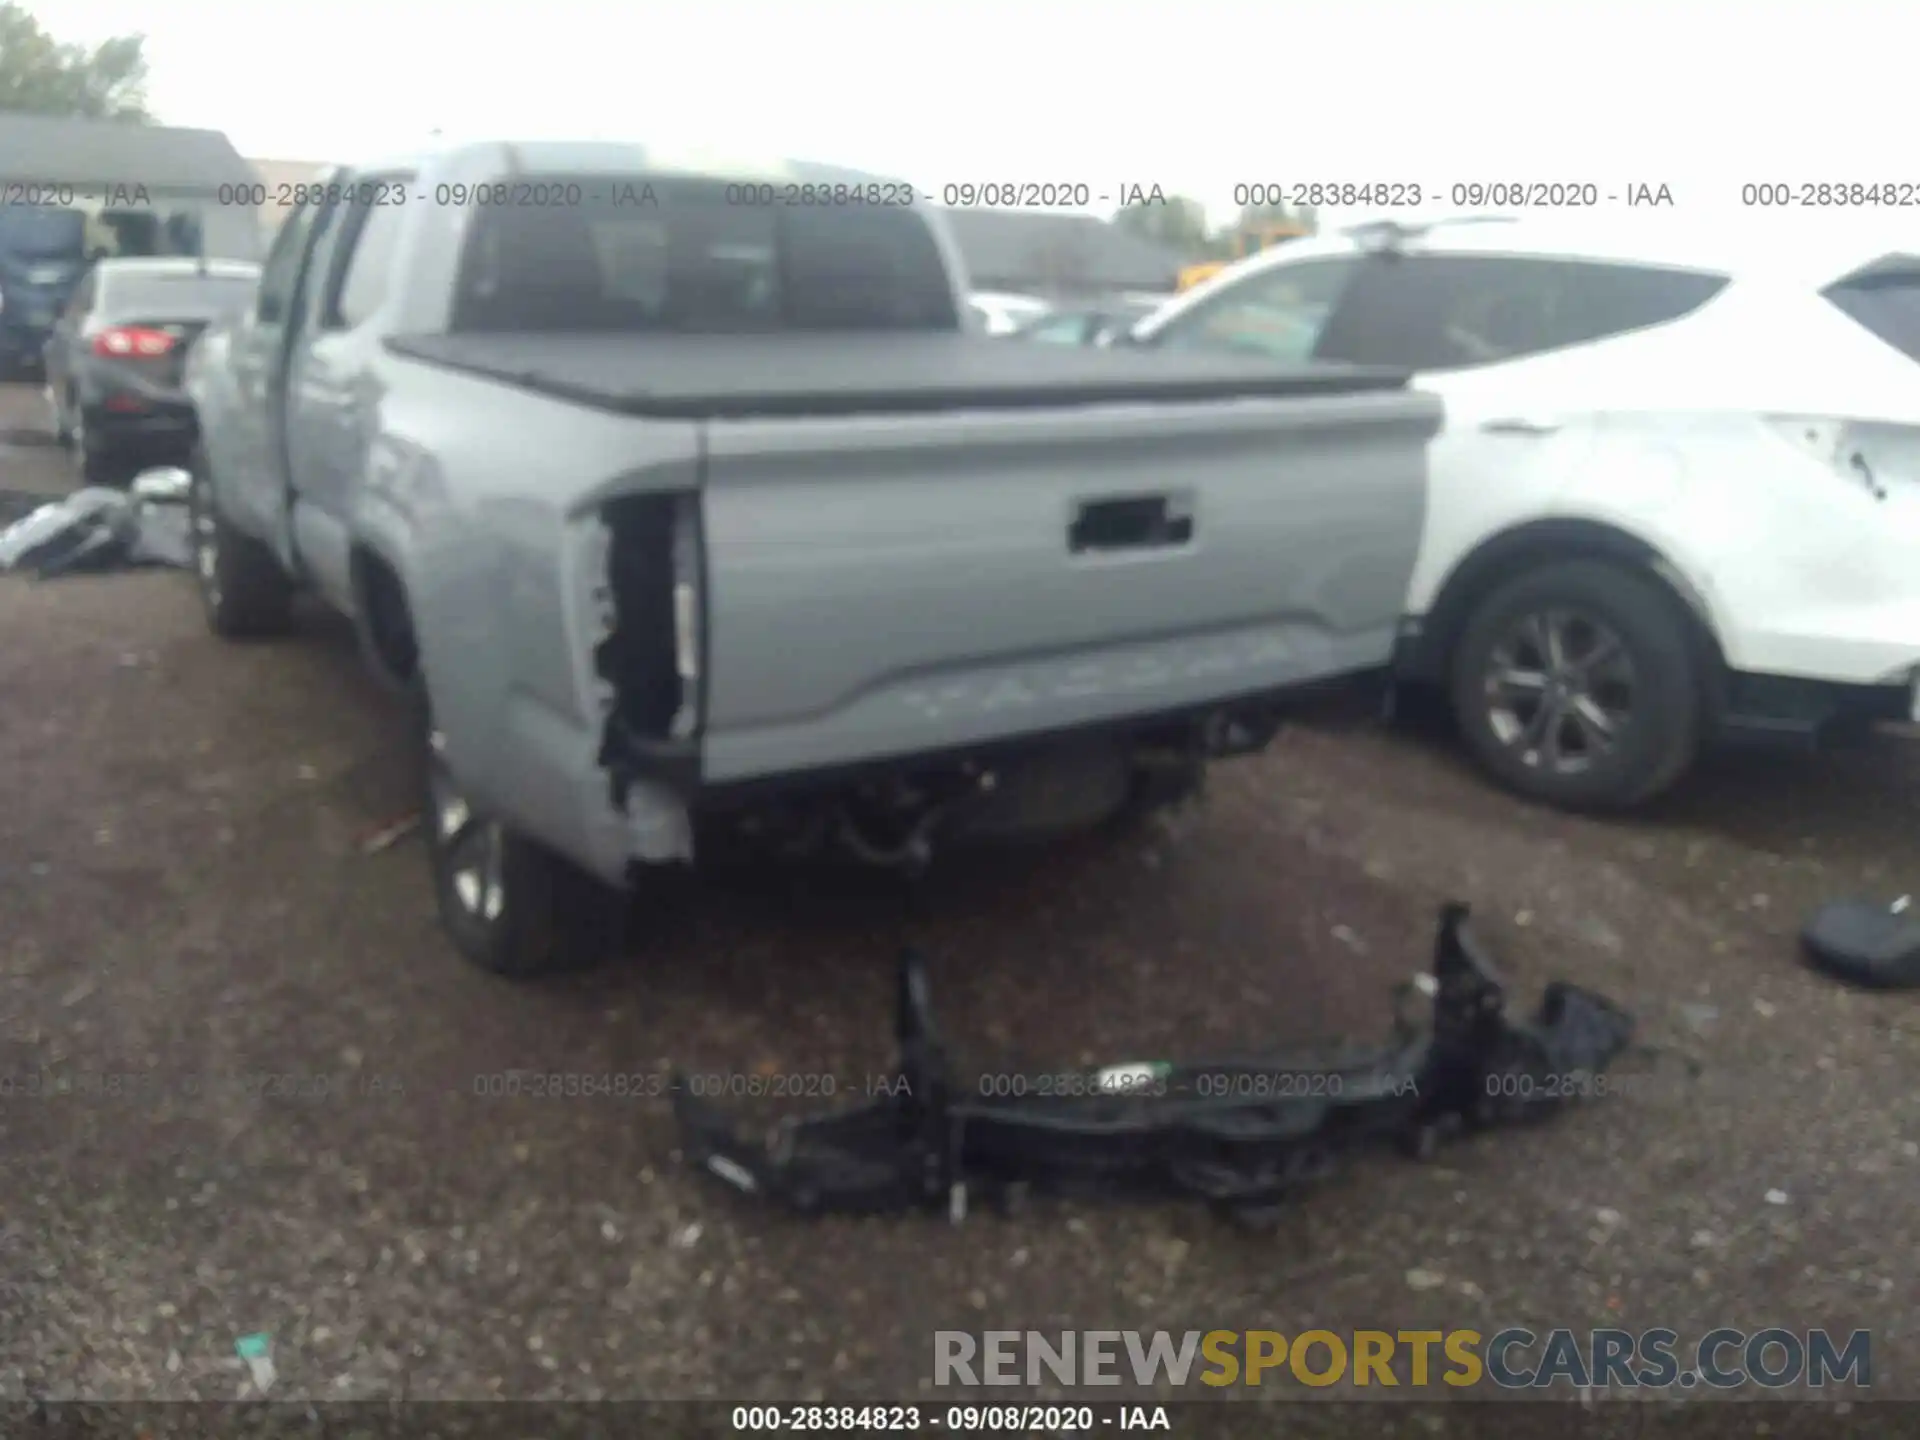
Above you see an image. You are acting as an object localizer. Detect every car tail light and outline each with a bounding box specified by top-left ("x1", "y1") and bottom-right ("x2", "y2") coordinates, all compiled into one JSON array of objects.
[
  {"x1": 1763, "y1": 416, "x2": 1920, "y2": 501},
  {"x1": 92, "y1": 326, "x2": 175, "y2": 358}
]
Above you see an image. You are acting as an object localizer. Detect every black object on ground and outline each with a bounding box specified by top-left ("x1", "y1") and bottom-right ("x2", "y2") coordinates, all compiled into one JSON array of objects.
[
  {"x1": 673, "y1": 903, "x2": 1636, "y2": 1224},
  {"x1": 1801, "y1": 896, "x2": 1920, "y2": 989}
]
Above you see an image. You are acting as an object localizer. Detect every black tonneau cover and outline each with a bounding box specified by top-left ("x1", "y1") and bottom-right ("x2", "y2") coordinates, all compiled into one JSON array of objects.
[{"x1": 382, "y1": 332, "x2": 1411, "y2": 420}]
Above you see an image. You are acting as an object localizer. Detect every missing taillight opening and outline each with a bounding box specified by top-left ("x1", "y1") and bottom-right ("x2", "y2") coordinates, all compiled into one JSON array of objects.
[{"x1": 594, "y1": 492, "x2": 704, "y2": 772}]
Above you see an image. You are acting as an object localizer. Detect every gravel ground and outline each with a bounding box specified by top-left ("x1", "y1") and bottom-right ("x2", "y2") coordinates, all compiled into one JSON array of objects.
[{"x1": 1, "y1": 385, "x2": 1916, "y2": 1425}]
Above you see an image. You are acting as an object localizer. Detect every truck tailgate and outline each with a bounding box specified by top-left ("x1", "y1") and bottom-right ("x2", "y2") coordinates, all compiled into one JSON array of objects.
[{"x1": 698, "y1": 389, "x2": 1440, "y2": 783}]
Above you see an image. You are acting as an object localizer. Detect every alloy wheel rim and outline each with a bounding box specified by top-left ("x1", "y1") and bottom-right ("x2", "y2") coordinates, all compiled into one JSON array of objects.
[
  {"x1": 427, "y1": 728, "x2": 506, "y2": 922},
  {"x1": 1481, "y1": 608, "x2": 1635, "y2": 776}
]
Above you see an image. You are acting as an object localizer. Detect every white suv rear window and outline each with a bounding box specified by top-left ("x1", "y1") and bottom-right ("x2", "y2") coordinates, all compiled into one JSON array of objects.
[{"x1": 1825, "y1": 256, "x2": 1920, "y2": 364}]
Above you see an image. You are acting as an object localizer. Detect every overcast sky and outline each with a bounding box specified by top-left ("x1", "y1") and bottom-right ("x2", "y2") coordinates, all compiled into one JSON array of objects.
[{"x1": 43, "y1": 0, "x2": 1920, "y2": 233}]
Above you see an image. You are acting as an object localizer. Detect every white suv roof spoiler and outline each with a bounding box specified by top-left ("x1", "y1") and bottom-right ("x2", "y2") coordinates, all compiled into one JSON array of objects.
[{"x1": 1340, "y1": 213, "x2": 1520, "y2": 252}]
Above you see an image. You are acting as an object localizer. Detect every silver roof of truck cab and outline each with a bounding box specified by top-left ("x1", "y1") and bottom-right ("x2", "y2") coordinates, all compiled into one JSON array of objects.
[{"x1": 343, "y1": 141, "x2": 921, "y2": 196}]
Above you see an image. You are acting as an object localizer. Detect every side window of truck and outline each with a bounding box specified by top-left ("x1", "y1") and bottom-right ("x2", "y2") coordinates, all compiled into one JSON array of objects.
[
  {"x1": 1151, "y1": 259, "x2": 1358, "y2": 362},
  {"x1": 326, "y1": 188, "x2": 410, "y2": 330},
  {"x1": 256, "y1": 200, "x2": 323, "y2": 324}
]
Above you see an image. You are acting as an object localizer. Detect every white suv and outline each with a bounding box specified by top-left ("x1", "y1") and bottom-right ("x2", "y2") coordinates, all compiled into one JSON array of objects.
[{"x1": 1131, "y1": 215, "x2": 1920, "y2": 810}]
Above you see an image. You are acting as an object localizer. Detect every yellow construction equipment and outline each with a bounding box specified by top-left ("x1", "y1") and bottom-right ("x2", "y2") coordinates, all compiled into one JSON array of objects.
[{"x1": 1177, "y1": 220, "x2": 1311, "y2": 292}]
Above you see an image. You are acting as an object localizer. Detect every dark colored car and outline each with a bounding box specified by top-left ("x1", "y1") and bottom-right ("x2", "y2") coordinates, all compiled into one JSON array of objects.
[
  {"x1": 0, "y1": 207, "x2": 91, "y2": 376},
  {"x1": 1013, "y1": 296, "x2": 1162, "y2": 347},
  {"x1": 43, "y1": 257, "x2": 259, "y2": 484}
]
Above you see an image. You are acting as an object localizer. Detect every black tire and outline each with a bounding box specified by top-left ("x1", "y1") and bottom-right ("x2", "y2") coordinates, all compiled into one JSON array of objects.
[
  {"x1": 1105, "y1": 755, "x2": 1207, "y2": 834},
  {"x1": 1449, "y1": 559, "x2": 1700, "y2": 811},
  {"x1": 73, "y1": 409, "x2": 128, "y2": 487},
  {"x1": 187, "y1": 448, "x2": 295, "y2": 638},
  {"x1": 413, "y1": 687, "x2": 627, "y2": 977}
]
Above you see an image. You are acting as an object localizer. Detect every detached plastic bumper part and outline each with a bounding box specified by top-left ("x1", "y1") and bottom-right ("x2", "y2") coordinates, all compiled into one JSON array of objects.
[
  {"x1": 1801, "y1": 895, "x2": 1920, "y2": 989},
  {"x1": 673, "y1": 903, "x2": 1635, "y2": 1223}
]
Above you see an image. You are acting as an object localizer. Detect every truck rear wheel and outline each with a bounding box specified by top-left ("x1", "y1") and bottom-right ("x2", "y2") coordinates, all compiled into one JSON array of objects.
[
  {"x1": 415, "y1": 691, "x2": 626, "y2": 977},
  {"x1": 1449, "y1": 559, "x2": 1699, "y2": 811},
  {"x1": 188, "y1": 452, "x2": 294, "y2": 638}
]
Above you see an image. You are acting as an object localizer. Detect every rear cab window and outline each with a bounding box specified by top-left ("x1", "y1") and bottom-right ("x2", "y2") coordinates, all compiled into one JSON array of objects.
[
  {"x1": 1824, "y1": 254, "x2": 1920, "y2": 363},
  {"x1": 449, "y1": 176, "x2": 960, "y2": 333}
]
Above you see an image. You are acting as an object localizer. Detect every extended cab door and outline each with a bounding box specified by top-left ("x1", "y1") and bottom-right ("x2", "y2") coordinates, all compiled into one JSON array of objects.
[
  {"x1": 218, "y1": 190, "x2": 337, "y2": 558},
  {"x1": 280, "y1": 177, "x2": 412, "y2": 612}
]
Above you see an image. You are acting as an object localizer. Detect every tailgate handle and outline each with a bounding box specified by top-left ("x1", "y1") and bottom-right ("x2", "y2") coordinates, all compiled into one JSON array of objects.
[{"x1": 1069, "y1": 493, "x2": 1194, "y2": 554}]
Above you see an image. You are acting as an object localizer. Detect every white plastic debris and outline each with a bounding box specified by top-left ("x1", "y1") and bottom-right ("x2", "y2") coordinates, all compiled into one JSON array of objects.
[
  {"x1": 234, "y1": 1333, "x2": 275, "y2": 1392},
  {"x1": 1765, "y1": 1189, "x2": 1789, "y2": 1206}
]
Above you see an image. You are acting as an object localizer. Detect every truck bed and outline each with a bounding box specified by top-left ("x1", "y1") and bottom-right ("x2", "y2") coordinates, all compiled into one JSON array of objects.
[{"x1": 383, "y1": 332, "x2": 1410, "y2": 419}]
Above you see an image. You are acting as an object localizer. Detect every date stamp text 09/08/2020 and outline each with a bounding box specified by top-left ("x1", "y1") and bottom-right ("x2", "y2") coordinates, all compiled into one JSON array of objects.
[
  {"x1": 16, "y1": 177, "x2": 1920, "y2": 213},
  {"x1": 4, "y1": 178, "x2": 1694, "y2": 214},
  {"x1": 0, "y1": 1063, "x2": 1710, "y2": 1105}
]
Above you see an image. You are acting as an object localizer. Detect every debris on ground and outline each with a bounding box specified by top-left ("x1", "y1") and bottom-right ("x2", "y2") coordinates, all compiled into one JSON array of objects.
[
  {"x1": 0, "y1": 487, "x2": 48, "y2": 526},
  {"x1": 1801, "y1": 895, "x2": 1920, "y2": 989},
  {"x1": 234, "y1": 1332, "x2": 276, "y2": 1393},
  {"x1": 0, "y1": 471, "x2": 191, "y2": 578},
  {"x1": 675, "y1": 902, "x2": 1637, "y2": 1225},
  {"x1": 358, "y1": 814, "x2": 422, "y2": 854},
  {"x1": 1676, "y1": 1001, "x2": 1720, "y2": 1034}
]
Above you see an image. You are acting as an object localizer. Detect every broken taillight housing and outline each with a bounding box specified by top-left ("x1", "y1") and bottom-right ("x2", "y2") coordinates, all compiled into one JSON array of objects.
[
  {"x1": 597, "y1": 490, "x2": 705, "y2": 753},
  {"x1": 668, "y1": 491, "x2": 703, "y2": 739}
]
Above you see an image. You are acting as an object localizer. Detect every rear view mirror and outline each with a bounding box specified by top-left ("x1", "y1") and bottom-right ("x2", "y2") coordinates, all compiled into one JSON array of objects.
[{"x1": 130, "y1": 466, "x2": 191, "y2": 504}]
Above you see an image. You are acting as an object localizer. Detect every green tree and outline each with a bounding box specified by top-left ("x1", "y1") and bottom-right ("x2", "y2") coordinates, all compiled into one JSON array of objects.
[
  {"x1": 1235, "y1": 201, "x2": 1318, "y2": 235},
  {"x1": 1110, "y1": 194, "x2": 1212, "y2": 255},
  {"x1": 0, "y1": 3, "x2": 151, "y2": 121}
]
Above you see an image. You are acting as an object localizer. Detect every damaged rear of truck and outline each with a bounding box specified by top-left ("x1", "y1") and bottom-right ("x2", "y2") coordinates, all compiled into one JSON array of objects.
[{"x1": 179, "y1": 141, "x2": 1442, "y2": 976}]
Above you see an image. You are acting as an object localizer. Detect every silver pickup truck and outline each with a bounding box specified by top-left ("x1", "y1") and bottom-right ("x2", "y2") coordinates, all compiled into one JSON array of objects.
[{"x1": 178, "y1": 142, "x2": 1441, "y2": 978}]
